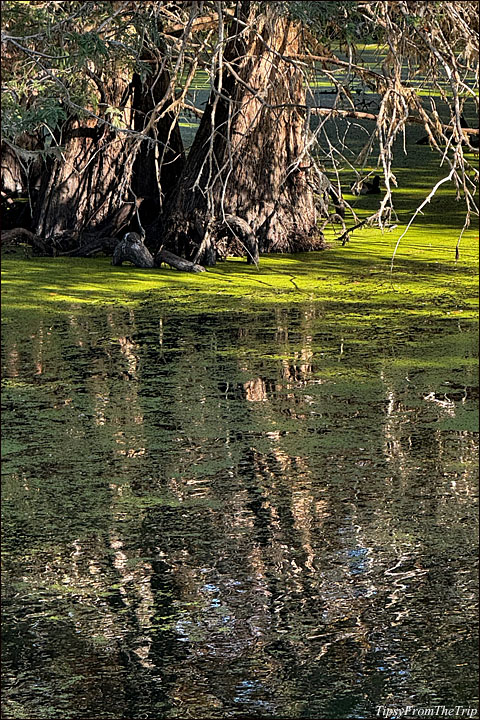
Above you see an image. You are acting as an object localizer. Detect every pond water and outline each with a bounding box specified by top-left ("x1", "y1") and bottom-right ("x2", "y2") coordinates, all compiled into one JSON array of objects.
[{"x1": 2, "y1": 297, "x2": 478, "y2": 719}]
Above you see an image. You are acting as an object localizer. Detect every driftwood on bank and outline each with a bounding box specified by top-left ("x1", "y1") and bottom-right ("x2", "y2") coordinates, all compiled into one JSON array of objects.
[
  {"x1": 156, "y1": 248, "x2": 206, "y2": 273},
  {"x1": 112, "y1": 232, "x2": 155, "y2": 268}
]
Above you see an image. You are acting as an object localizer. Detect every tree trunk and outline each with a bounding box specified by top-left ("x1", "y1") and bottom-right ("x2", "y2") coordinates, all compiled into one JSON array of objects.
[
  {"x1": 32, "y1": 59, "x2": 184, "y2": 254},
  {"x1": 1, "y1": 136, "x2": 44, "y2": 231},
  {"x1": 158, "y1": 2, "x2": 326, "y2": 266},
  {"x1": 1, "y1": 142, "x2": 26, "y2": 197},
  {"x1": 130, "y1": 53, "x2": 186, "y2": 234},
  {"x1": 33, "y1": 75, "x2": 137, "y2": 246},
  {"x1": 214, "y1": 214, "x2": 259, "y2": 264}
]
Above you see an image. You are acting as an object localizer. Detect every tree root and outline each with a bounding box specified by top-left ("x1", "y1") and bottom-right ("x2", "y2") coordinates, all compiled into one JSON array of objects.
[
  {"x1": 157, "y1": 248, "x2": 205, "y2": 273},
  {"x1": 112, "y1": 232, "x2": 154, "y2": 268}
]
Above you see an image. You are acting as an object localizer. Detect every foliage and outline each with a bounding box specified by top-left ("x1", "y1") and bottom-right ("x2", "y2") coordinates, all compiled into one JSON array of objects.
[
  {"x1": 1, "y1": 1, "x2": 154, "y2": 139},
  {"x1": 285, "y1": 1, "x2": 376, "y2": 43}
]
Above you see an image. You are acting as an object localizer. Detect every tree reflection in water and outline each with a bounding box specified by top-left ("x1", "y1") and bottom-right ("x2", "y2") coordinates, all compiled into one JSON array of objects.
[{"x1": 2, "y1": 304, "x2": 478, "y2": 718}]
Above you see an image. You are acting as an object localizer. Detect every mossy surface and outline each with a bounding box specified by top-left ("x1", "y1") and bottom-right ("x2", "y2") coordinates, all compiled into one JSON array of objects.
[
  {"x1": 3, "y1": 121, "x2": 478, "y2": 319},
  {"x1": 2, "y1": 43, "x2": 479, "y2": 720},
  {"x1": 2, "y1": 214, "x2": 477, "y2": 321}
]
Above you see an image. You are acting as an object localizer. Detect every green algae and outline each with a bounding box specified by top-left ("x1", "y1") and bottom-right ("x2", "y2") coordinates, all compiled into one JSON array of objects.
[
  {"x1": 4, "y1": 52, "x2": 477, "y2": 324},
  {"x1": 2, "y1": 221, "x2": 477, "y2": 321},
  {"x1": 2, "y1": 135, "x2": 477, "y2": 321},
  {"x1": 2, "y1": 51, "x2": 479, "y2": 720},
  {"x1": 2, "y1": 265, "x2": 478, "y2": 718}
]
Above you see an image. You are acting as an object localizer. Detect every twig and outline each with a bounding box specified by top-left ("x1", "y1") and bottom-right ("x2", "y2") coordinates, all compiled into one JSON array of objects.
[{"x1": 390, "y1": 170, "x2": 455, "y2": 276}]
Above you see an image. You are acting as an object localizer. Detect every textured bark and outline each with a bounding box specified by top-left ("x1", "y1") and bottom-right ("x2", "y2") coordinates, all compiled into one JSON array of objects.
[
  {"x1": 1, "y1": 137, "x2": 44, "y2": 230},
  {"x1": 33, "y1": 74, "x2": 136, "y2": 241},
  {"x1": 1, "y1": 136, "x2": 43, "y2": 197},
  {"x1": 213, "y1": 214, "x2": 259, "y2": 264},
  {"x1": 112, "y1": 232, "x2": 154, "y2": 268},
  {"x1": 156, "y1": 249, "x2": 206, "y2": 273},
  {"x1": 1, "y1": 142, "x2": 26, "y2": 196},
  {"x1": 130, "y1": 53, "x2": 185, "y2": 230},
  {"x1": 33, "y1": 59, "x2": 184, "y2": 251},
  {"x1": 159, "y1": 2, "x2": 325, "y2": 265}
]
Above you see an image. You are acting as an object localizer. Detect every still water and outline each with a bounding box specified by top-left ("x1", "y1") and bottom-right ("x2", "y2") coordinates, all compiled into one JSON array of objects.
[{"x1": 2, "y1": 301, "x2": 478, "y2": 719}]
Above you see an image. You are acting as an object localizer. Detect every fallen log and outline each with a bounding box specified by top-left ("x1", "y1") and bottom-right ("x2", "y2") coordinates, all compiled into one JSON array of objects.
[
  {"x1": 156, "y1": 248, "x2": 206, "y2": 273},
  {"x1": 1, "y1": 227, "x2": 39, "y2": 245},
  {"x1": 112, "y1": 232, "x2": 154, "y2": 268},
  {"x1": 60, "y1": 234, "x2": 118, "y2": 257}
]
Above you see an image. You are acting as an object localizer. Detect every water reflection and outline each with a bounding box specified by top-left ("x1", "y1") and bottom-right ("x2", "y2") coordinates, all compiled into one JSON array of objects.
[{"x1": 2, "y1": 303, "x2": 478, "y2": 718}]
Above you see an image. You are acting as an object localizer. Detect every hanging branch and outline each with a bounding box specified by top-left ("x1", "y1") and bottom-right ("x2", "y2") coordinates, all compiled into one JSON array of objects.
[
  {"x1": 2, "y1": 0, "x2": 478, "y2": 259},
  {"x1": 390, "y1": 170, "x2": 455, "y2": 276}
]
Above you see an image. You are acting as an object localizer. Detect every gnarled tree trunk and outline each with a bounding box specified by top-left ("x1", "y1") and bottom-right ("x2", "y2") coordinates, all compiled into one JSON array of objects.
[
  {"x1": 32, "y1": 60, "x2": 184, "y2": 255},
  {"x1": 130, "y1": 54, "x2": 186, "y2": 233},
  {"x1": 33, "y1": 74, "x2": 137, "y2": 248},
  {"x1": 1, "y1": 136, "x2": 44, "y2": 231},
  {"x1": 158, "y1": 2, "x2": 326, "y2": 266}
]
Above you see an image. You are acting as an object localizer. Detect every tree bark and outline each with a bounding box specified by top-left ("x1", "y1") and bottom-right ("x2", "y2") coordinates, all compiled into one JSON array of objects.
[
  {"x1": 112, "y1": 232, "x2": 154, "y2": 268},
  {"x1": 32, "y1": 57, "x2": 184, "y2": 253},
  {"x1": 214, "y1": 214, "x2": 259, "y2": 264},
  {"x1": 130, "y1": 52, "x2": 186, "y2": 231},
  {"x1": 158, "y1": 2, "x2": 326, "y2": 266},
  {"x1": 33, "y1": 75, "x2": 137, "y2": 243},
  {"x1": 156, "y1": 249, "x2": 206, "y2": 273},
  {"x1": 1, "y1": 137, "x2": 44, "y2": 231},
  {"x1": 1, "y1": 141, "x2": 26, "y2": 196}
]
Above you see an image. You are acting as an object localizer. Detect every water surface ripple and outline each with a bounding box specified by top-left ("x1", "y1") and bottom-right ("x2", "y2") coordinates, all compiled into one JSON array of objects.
[{"x1": 2, "y1": 303, "x2": 478, "y2": 719}]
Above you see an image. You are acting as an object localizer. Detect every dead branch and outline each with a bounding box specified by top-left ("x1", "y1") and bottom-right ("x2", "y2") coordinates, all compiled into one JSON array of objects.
[
  {"x1": 164, "y1": 8, "x2": 235, "y2": 36},
  {"x1": 112, "y1": 232, "x2": 154, "y2": 268},
  {"x1": 310, "y1": 108, "x2": 479, "y2": 135}
]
